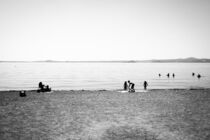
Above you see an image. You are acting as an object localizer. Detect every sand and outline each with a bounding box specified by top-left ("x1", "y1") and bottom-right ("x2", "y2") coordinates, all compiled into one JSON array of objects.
[{"x1": 0, "y1": 89, "x2": 210, "y2": 140}]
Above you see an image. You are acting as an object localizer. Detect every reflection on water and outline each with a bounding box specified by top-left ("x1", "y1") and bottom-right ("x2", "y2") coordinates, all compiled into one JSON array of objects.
[{"x1": 0, "y1": 63, "x2": 210, "y2": 90}]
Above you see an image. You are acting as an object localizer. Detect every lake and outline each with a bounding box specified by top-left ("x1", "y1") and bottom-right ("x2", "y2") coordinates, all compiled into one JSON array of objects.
[{"x1": 0, "y1": 62, "x2": 210, "y2": 91}]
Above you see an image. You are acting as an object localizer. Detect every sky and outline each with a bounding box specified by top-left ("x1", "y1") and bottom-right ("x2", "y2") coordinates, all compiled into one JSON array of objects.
[{"x1": 0, "y1": 0, "x2": 210, "y2": 61}]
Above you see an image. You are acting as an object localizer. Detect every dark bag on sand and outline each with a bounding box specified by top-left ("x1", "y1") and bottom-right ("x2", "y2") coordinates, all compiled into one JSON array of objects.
[{"x1": 19, "y1": 91, "x2": 26, "y2": 97}]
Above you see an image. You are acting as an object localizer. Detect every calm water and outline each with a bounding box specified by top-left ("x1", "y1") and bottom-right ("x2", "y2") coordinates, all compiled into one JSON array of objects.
[{"x1": 0, "y1": 62, "x2": 210, "y2": 91}]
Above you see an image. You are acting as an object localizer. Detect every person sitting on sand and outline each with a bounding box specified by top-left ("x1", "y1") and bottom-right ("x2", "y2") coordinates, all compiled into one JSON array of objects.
[
  {"x1": 39, "y1": 82, "x2": 44, "y2": 90},
  {"x1": 143, "y1": 81, "x2": 148, "y2": 90},
  {"x1": 123, "y1": 81, "x2": 128, "y2": 90},
  {"x1": 19, "y1": 90, "x2": 26, "y2": 97},
  {"x1": 45, "y1": 85, "x2": 51, "y2": 92},
  {"x1": 38, "y1": 82, "x2": 51, "y2": 92}
]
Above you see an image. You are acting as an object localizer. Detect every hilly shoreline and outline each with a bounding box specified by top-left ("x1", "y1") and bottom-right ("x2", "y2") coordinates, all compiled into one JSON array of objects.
[{"x1": 1, "y1": 57, "x2": 210, "y2": 63}]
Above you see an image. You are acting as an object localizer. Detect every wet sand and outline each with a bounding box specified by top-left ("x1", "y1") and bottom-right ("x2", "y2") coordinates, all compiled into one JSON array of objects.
[{"x1": 0, "y1": 89, "x2": 210, "y2": 140}]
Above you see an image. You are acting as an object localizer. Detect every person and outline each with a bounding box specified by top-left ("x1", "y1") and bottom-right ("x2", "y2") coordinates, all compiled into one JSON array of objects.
[
  {"x1": 158, "y1": 73, "x2": 161, "y2": 77},
  {"x1": 128, "y1": 80, "x2": 131, "y2": 89},
  {"x1": 167, "y1": 73, "x2": 170, "y2": 78},
  {"x1": 19, "y1": 90, "x2": 26, "y2": 97},
  {"x1": 38, "y1": 82, "x2": 44, "y2": 90},
  {"x1": 130, "y1": 83, "x2": 135, "y2": 92},
  {"x1": 143, "y1": 81, "x2": 148, "y2": 90},
  {"x1": 123, "y1": 81, "x2": 128, "y2": 90},
  {"x1": 128, "y1": 80, "x2": 135, "y2": 92},
  {"x1": 197, "y1": 74, "x2": 201, "y2": 79},
  {"x1": 37, "y1": 82, "x2": 51, "y2": 92},
  {"x1": 172, "y1": 73, "x2": 175, "y2": 78},
  {"x1": 192, "y1": 72, "x2": 195, "y2": 76},
  {"x1": 37, "y1": 82, "x2": 44, "y2": 92},
  {"x1": 45, "y1": 85, "x2": 51, "y2": 92}
]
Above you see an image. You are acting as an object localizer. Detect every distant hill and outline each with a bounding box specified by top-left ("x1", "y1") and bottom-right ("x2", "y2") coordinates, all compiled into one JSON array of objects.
[
  {"x1": 1, "y1": 57, "x2": 210, "y2": 63},
  {"x1": 147, "y1": 57, "x2": 210, "y2": 63}
]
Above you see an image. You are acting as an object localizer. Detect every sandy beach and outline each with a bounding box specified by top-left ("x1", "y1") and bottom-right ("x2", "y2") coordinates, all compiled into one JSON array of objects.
[{"x1": 0, "y1": 89, "x2": 209, "y2": 140}]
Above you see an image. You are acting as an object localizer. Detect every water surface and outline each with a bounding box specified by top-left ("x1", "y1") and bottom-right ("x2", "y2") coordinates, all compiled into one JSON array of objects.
[{"x1": 0, "y1": 62, "x2": 209, "y2": 90}]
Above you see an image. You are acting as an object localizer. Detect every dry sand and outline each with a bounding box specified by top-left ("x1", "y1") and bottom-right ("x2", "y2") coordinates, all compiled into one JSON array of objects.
[{"x1": 0, "y1": 89, "x2": 210, "y2": 140}]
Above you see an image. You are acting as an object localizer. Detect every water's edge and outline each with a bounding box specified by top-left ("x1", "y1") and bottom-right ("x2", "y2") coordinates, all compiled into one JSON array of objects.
[{"x1": 1, "y1": 88, "x2": 210, "y2": 93}]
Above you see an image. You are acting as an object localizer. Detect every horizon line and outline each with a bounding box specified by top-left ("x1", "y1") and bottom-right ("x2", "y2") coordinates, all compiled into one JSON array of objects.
[{"x1": 1, "y1": 57, "x2": 210, "y2": 63}]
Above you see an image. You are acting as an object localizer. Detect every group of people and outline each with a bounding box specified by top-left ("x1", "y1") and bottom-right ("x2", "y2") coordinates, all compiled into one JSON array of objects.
[
  {"x1": 158, "y1": 72, "x2": 202, "y2": 79},
  {"x1": 192, "y1": 72, "x2": 202, "y2": 79},
  {"x1": 123, "y1": 80, "x2": 148, "y2": 92},
  {"x1": 37, "y1": 72, "x2": 202, "y2": 94},
  {"x1": 19, "y1": 82, "x2": 51, "y2": 97},
  {"x1": 123, "y1": 72, "x2": 202, "y2": 92},
  {"x1": 159, "y1": 73, "x2": 175, "y2": 78},
  {"x1": 37, "y1": 82, "x2": 51, "y2": 92}
]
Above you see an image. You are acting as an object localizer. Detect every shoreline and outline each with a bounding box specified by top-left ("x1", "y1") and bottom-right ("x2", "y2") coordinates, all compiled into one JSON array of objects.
[{"x1": 1, "y1": 87, "x2": 210, "y2": 92}]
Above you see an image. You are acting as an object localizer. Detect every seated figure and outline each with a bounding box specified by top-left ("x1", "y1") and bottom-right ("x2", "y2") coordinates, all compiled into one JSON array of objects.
[
  {"x1": 37, "y1": 82, "x2": 51, "y2": 92},
  {"x1": 45, "y1": 85, "x2": 51, "y2": 92},
  {"x1": 19, "y1": 91, "x2": 26, "y2": 97}
]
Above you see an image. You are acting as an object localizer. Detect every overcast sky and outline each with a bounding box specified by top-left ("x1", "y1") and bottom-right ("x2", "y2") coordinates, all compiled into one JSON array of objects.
[{"x1": 0, "y1": 0, "x2": 210, "y2": 61}]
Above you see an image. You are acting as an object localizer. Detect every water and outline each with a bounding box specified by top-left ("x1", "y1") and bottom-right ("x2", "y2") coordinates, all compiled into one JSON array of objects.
[{"x1": 0, "y1": 62, "x2": 210, "y2": 91}]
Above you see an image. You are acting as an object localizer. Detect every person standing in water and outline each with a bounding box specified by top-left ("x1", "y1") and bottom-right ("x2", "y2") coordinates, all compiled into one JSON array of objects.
[
  {"x1": 192, "y1": 72, "x2": 195, "y2": 76},
  {"x1": 130, "y1": 83, "x2": 135, "y2": 92},
  {"x1": 158, "y1": 73, "x2": 161, "y2": 77},
  {"x1": 143, "y1": 81, "x2": 148, "y2": 90},
  {"x1": 123, "y1": 81, "x2": 128, "y2": 90},
  {"x1": 197, "y1": 74, "x2": 201, "y2": 79},
  {"x1": 128, "y1": 80, "x2": 131, "y2": 89},
  {"x1": 172, "y1": 73, "x2": 175, "y2": 78},
  {"x1": 167, "y1": 73, "x2": 170, "y2": 78},
  {"x1": 128, "y1": 80, "x2": 135, "y2": 92}
]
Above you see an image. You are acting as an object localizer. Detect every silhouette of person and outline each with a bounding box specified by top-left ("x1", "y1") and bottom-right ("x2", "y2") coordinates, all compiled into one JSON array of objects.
[
  {"x1": 172, "y1": 73, "x2": 175, "y2": 78},
  {"x1": 19, "y1": 90, "x2": 26, "y2": 97},
  {"x1": 143, "y1": 81, "x2": 148, "y2": 90},
  {"x1": 128, "y1": 80, "x2": 131, "y2": 89},
  {"x1": 167, "y1": 73, "x2": 170, "y2": 78},
  {"x1": 38, "y1": 82, "x2": 51, "y2": 92},
  {"x1": 39, "y1": 82, "x2": 44, "y2": 90},
  {"x1": 130, "y1": 83, "x2": 135, "y2": 92},
  {"x1": 46, "y1": 85, "x2": 51, "y2": 92},
  {"x1": 123, "y1": 81, "x2": 128, "y2": 90},
  {"x1": 197, "y1": 74, "x2": 201, "y2": 79},
  {"x1": 192, "y1": 73, "x2": 195, "y2": 76},
  {"x1": 158, "y1": 74, "x2": 161, "y2": 77},
  {"x1": 128, "y1": 80, "x2": 135, "y2": 92}
]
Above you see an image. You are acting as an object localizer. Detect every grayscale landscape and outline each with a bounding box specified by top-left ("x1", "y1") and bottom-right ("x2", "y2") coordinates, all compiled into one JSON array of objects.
[{"x1": 0, "y1": 0, "x2": 210, "y2": 140}]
